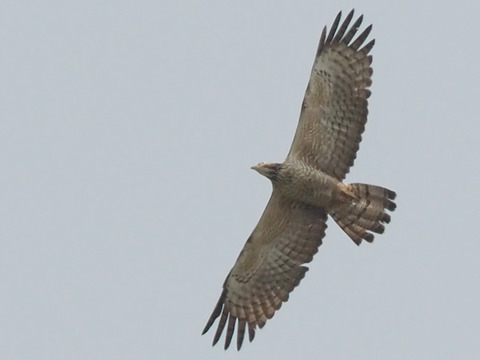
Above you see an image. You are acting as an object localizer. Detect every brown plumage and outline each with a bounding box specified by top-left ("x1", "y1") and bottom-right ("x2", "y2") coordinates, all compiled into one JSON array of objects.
[{"x1": 202, "y1": 10, "x2": 396, "y2": 350}]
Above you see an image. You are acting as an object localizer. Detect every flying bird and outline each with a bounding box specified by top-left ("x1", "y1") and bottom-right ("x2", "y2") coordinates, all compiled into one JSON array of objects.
[{"x1": 202, "y1": 10, "x2": 396, "y2": 350}]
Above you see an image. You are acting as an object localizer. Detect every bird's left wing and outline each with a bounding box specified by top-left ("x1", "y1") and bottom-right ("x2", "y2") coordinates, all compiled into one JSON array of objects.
[
  {"x1": 286, "y1": 10, "x2": 374, "y2": 180},
  {"x1": 202, "y1": 192, "x2": 327, "y2": 350}
]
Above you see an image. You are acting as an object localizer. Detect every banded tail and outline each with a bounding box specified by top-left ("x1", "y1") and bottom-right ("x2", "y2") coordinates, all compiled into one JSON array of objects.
[{"x1": 330, "y1": 183, "x2": 396, "y2": 245}]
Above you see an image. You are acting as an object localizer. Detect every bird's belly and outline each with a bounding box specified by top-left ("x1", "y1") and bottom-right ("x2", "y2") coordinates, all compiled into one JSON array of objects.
[{"x1": 277, "y1": 166, "x2": 339, "y2": 209}]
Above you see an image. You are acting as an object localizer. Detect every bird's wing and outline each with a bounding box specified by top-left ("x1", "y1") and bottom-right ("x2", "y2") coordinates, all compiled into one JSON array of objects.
[
  {"x1": 202, "y1": 192, "x2": 328, "y2": 350},
  {"x1": 286, "y1": 10, "x2": 374, "y2": 180}
]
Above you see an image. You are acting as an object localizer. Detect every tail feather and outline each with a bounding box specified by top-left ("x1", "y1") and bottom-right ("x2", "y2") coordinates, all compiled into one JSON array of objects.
[{"x1": 331, "y1": 183, "x2": 396, "y2": 245}]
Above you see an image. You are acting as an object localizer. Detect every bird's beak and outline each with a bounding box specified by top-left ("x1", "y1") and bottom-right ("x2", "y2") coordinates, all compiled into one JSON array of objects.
[{"x1": 251, "y1": 165, "x2": 259, "y2": 171}]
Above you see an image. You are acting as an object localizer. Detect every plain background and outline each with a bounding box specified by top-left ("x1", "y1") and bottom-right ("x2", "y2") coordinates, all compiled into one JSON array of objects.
[{"x1": 2, "y1": 1, "x2": 479, "y2": 359}]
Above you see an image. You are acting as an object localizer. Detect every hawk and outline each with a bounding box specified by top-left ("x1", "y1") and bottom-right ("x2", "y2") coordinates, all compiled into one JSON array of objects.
[{"x1": 202, "y1": 10, "x2": 396, "y2": 350}]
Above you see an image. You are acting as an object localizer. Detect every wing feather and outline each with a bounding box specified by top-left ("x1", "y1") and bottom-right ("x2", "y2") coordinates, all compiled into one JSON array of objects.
[
  {"x1": 202, "y1": 193, "x2": 327, "y2": 349},
  {"x1": 287, "y1": 10, "x2": 374, "y2": 180},
  {"x1": 341, "y1": 13, "x2": 363, "y2": 44},
  {"x1": 325, "y1": 10, "x2": 342, "y2": 44},
  {"x1": 332, "y1": 10, "x2": 355, "y2": 43}
]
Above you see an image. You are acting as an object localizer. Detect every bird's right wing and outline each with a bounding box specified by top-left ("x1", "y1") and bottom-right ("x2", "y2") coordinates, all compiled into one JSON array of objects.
[{"x1": 202, "y1": 192, "x2": 328, "y2": 350}]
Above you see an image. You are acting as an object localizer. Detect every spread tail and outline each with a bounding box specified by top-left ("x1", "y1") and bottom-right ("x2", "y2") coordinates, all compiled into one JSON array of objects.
[{"x1": 330, "y1": 183, "x2": 396, "y2": 245}]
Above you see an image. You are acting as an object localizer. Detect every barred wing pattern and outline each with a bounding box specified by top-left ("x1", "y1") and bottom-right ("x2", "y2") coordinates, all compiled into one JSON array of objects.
[
  {"x1": 287, "y1": 10, "x2": 374, "y2": 180},
  {"x1": 202, "y1": 194, "x2": 327, "y2": 350}
]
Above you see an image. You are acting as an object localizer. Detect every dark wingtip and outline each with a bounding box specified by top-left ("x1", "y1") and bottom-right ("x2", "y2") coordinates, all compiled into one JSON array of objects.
[
  {"x1": 236, "y1": 319, "x2": 246, "y2": 350},
  {"x1": 248, "y1": 322, "x2": 256, "y2": 342},
  {"x1": 364, "y1": 233, "x2": 375, "y2": 243},
  {"x1": 373, "y1": 223, "x2": 385, "y2": 234},
  {"x1": 350, "y1": 24, "x2": 372, "y2": 51},
  {"x1": 385, "y1": 189, "x2": 397, "y2": 211},
  {"x1": 202, "y1": 289, "x2": 227, "y2": 336},
  {"x1": 386, "y1": 200, "x2": 396, "y2": 212},
  {"x1": 332, "y1": 9, "x2": 355, "y2": 43},
  {"x1": 361, "y1": 39, "x2": 375, "y2": 54},
  {"x1": 382, "y1": 213, "x2": 391, "y2": 224},
  {"x1": 223, "y1": 314, "x2": 236, "y2": 349},
  {"x1": 353, "y1": 237, "x2": 362, "y2": 246},
  {"x1": 387, "y1": 189, "x2": 397, "y2": 200},
  {"x1": 325, "y1": 10, "x2": 343, "y2": 44}
]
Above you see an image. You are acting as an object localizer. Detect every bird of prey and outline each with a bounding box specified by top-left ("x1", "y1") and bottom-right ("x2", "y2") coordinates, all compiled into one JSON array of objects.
[{"x1": 202, "y1": 10, "x2": 396, "y2": 350}]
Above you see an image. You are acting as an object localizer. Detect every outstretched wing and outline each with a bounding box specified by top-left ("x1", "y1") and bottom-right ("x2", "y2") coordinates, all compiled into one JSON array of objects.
[
  {"x1": 286, "y1": 10, "x2": 375, "y2": 180},
  {"x1": 202, "y1": 192, "x2": 328, "y2": 350}
]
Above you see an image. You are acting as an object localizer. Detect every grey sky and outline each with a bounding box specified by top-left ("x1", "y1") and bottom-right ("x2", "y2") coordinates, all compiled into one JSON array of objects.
[{"x1": 2, "y1": 1, "x2": 479, "y2": 359}]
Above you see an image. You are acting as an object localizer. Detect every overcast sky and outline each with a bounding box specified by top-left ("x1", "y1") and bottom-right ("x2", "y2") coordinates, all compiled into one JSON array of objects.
[{"x1": 2, "y1": 1, "x2": 480, "y2": 359}]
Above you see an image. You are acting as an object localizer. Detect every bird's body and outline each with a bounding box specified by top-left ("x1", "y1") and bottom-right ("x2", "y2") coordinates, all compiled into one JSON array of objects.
[
  {"x1": 276, "y1": 162, "x2": 339, "y2": 207},
  {"x1": 254, "y1": 161, "x2": 340, "y2": 208},
  {"x1": 203, "y1": 10, "x2": 397, "y2": 350}
]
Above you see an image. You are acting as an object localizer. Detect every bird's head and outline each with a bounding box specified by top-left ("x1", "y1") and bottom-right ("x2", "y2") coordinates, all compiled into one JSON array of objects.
[{"x1": 251, "y1": 162, "x2": 281, "y2": 181}]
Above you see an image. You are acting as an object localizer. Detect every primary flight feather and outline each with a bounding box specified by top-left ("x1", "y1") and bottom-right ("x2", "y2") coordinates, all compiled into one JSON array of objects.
[{"x1": 202, "y1": 9, "x2": 396, "y2": 350}]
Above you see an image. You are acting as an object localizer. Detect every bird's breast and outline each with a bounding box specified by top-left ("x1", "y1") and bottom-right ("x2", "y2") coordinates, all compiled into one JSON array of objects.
[{"x1": 276, "y1": 163, "x2": 339, "y2": 209}]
